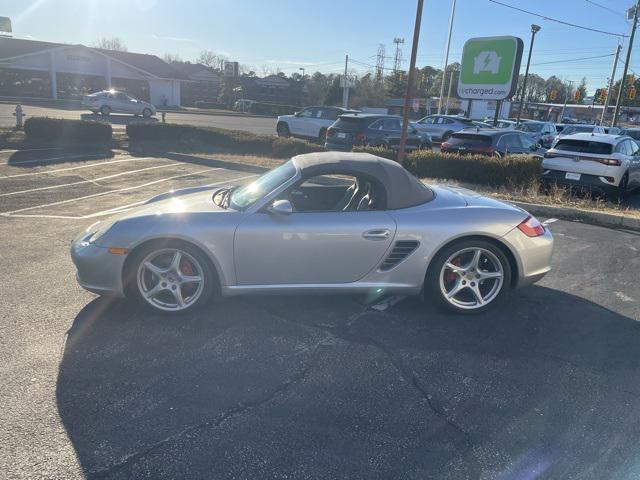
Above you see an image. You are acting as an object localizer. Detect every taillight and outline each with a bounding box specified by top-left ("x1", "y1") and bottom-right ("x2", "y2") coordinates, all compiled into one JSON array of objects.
[
  {"x1": 517, "y1": 216, "x2": 545, "y2": 237},
  {"x1": 355, "y1": 133, "x2": 366, "y2": 141},
  {"x1": 600, "y1": 158, "x2": 621, "y2": 166},
  {"x1": 441, "y1": 141, "x2": 450, "y2": 149},
  {"x1": 327, "y1": 128, "x2": 335, "y2": 137}
]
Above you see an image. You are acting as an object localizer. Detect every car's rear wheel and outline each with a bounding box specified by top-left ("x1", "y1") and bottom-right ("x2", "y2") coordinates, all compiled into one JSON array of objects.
[
  {"x1": 126, "y1": 241, "x2": 215, "y2": 315},
  {"x1": 142, "y1": 108, "x2": 152, "y2": 118},
  {"x1": 277, "y1": 122, "x2": 290, "y2": 137},
  {"x1": 427, "y1": 240, "x2": 511, "y2": 314},
  {"x1": 100, "y1": 105, "x2": 111, "y2": 116},
  {"x1": 616, "y1": 173, "x2": 629, "y2": 201}
]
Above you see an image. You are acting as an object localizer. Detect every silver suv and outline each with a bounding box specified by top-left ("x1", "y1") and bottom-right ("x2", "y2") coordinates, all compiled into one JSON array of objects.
[{"x1": 412, "y1": 115, "x2": 476, "y2": 142}]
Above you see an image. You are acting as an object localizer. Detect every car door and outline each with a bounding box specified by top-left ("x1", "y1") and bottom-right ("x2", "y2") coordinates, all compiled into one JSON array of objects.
[
  {"x1": 518, "y1": 133, "x2": 540, "y2": 154},
  {"x1": 233, "y1": 174, "x2": 397, "y2": 285},
  {"x1": 289, "y1": 107, "x2": 315, "y2": 136},
  {"x1": 415, "y1": 116, "x2": 438, "y2": 137},
  {"x1": 625, "y1": 139, "x2": 640, "y2": 186}
]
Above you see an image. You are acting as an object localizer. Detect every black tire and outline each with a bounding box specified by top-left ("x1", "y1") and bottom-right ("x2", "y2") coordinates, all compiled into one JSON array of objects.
[
  {"x1": 318, "y1": 128, "x2": 327, "y2": 144},
  {"x1": 124, "y1": 240, "x2": 216, "y2": 315},
  {"x1": 277, "y1": 122, "x2": 290, "y2": 138},
  {"x1": 142, "y1": 108, "x2": 152, "y2": 118},
  {"x1": 425, "y1": 239, "x2": 512, "y2": 315},
  {"x1": 100, "y1": 105, "x2": 111, "y2": 116},
  {"x1": 616, "y1": 173, "x2": 629, "y2": 202}
]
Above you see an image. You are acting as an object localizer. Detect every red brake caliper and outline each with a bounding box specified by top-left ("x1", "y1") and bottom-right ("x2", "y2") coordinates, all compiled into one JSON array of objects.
[
  {"x1": 444, "y1": 257, "x2": 461, "y2": 283},
  {"x1": 180, "y1": 259, "x2": 196, "y2": 296}
]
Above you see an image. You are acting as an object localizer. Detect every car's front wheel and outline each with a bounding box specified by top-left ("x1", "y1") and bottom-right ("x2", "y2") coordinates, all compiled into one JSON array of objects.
[
  {"x1": 125, "y1": 241, "x2": 216, "y2": 314},
  {"x1": 142, "y1": 108, "x2": 152, "y2": 118},
  {"x1": 100, "y1": 105, "x2": 111, "y2": 116},
  {"x1": 277, "y1": 122, "x2": 290, "y2": 137},
  {"x1": 427, "y1": 240, "x2": 511, "y2": 314}
]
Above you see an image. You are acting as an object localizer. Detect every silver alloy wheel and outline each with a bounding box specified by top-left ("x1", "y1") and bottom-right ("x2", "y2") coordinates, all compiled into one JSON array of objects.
[
  {"x1": 136, "y1": 248, "x2": 204, "y2": 312},
  {"x1": 439, "y1": 247, "x2": 504, "y2": 310}
]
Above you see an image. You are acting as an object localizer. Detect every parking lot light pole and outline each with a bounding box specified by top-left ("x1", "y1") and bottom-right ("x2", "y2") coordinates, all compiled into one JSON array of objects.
[
  {"x1": 398, "y1": 0, "x2": 424, "y2": 165},
  {"x1": 613, "y1": 0, "x2": 640, "y2": 126},
  {"x1": 437, "y1": 0, "x2": 456, "y2": 114},
  {"x1": 516, "y1": 24, "x2": 541, "y2": 125}
]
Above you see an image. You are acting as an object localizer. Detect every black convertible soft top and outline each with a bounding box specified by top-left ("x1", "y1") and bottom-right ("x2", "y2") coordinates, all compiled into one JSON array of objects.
[{"x1": 292, "y1": 152, "x2": 434, "y2": 209}]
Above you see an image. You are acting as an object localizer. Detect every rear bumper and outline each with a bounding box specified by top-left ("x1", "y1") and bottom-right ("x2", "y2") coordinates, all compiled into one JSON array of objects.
[
  {"x1": 70, "y1": 233, "x2": 126, "y2": 297},
  {"x1": 325, "y1": 140, "x2": 354, "y2": 151},
  {"x1": 541, "y1": 169, "x2": 618, "y2": 195},
  {"x1": 502, "y1": 226, "x2": 554, "y2": 288}
]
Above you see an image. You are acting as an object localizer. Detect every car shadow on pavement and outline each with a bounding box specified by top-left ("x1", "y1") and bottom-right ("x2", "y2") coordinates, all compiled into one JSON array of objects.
[
  {"x1": 57, "y1": 286, "x2": 640, "y2": 479},
  {"x1": 5, "y1": 148, "x2": 114, "y2": 168}
]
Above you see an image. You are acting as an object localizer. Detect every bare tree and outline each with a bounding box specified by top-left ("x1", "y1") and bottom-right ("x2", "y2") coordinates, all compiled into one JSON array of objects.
[
  {"x1": 93, "y1": 37, "x2": 128, "y2": 52},
  {"x1": 163, "y1": 53, "x2": 182, "y2": 64},
  {"x1": 197, "y1": 49, "x2": 227, "y2": 70}
]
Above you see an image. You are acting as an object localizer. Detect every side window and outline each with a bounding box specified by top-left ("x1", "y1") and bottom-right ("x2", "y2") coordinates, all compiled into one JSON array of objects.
[
  {"x1": 442, "y1": 118, "x2": 455, "y2": 124},
  {"x1": 616, "y1": 141, "x2": 630, "y2": 155},
  {"x1": 298, "y1": 108, "x2": 315, "y2": 118},
  {"x1": 321, "y1": 109, "x2": 340, "y2": 120},
  {"x1": 630, "y1": 140, "x2": 640, "y2": 155},
  {"x1": 368, "y1": 120, "x2": 384, "y2": 130},
  {"x1": 420, "y1": 117, "x2": 436, "y2": 124},
  {"x1": 287, "y1": 174, "x2": 383, "y2": 212},
  {"x1": 383, "y1": 118, "x2": 402, "y2": 131},
  {"x1": 499, "y1": 134, "x2": 522, "y2": 149}
]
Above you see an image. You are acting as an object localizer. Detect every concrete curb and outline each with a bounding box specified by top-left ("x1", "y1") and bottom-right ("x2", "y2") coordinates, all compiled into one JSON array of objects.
[{"x1": 509, "y1": 200, "x2": 640, "y2": 233}]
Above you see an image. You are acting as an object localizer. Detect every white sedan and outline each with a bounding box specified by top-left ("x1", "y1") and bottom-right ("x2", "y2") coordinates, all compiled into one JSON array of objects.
[{"x1": 82, "y1": 90, "x2": 156, "y2": 117}]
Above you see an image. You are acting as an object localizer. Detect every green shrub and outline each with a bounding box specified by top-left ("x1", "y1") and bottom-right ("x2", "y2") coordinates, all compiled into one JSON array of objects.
[
  {"x1": 24, "y1": 117, "x2": 112, "y2": 145},
  {"x1": 405, "y1": 151, "x2": 542, "y2": 187},
  {"x1": 271, "y1": 137, "x2": 325, "y2": 158},
  {"x1": 248, "y1": 102, "x2": 298, "y2": 116},
  {"x1": 127, "y1": 122, "x2": 325, "y2": 157},
  {"x1": 354, "y1": 145, "x2": 541, "y2": 187}
]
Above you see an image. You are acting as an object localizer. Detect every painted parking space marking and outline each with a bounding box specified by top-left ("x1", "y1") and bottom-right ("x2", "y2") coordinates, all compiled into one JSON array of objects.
[
  {"x1": 0, "y1": 156, "x2": 157, "y2": 179},
  {"x1": 0, "y1": 167, "x2": 220, "y2": 215},
  {"x1": 0, "y1": 163, "x2": 181, "y2": 197}
]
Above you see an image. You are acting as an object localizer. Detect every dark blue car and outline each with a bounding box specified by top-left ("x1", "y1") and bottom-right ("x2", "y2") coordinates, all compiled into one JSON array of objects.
[{"x1": 325, "y1": 113, "x2": 432, "y2": 152}]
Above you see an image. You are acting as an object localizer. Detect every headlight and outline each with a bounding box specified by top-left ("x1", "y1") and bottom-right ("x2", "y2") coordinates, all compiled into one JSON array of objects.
[{"x1": 86, "y1": 220, "x2": 116, "y2": 244}]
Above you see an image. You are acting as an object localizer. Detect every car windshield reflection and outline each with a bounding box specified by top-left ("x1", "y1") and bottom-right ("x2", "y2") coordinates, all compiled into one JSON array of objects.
[{"x1": 230, "y1": 160, "x2": 297, "y2": 210}]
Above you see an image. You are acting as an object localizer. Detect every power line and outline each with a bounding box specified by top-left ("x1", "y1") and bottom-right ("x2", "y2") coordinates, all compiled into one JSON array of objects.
[
  {"x1": 584, "y1": 0, "x2": 625, "y2": 18},
  {"x1": 531, "y1": 53, "x2": 615, "y2": 66},
  {"x1": 487, "y1": 0, "x2": 628, "y2": 37}
]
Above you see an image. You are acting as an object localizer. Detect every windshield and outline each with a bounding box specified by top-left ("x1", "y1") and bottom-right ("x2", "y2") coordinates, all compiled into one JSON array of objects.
[
  {"x1": 517, "y1": 122, "x2": 543, "y2": 133},
  {"x1": 230, "y1": 161, "x2": 296, "y2": 209}
]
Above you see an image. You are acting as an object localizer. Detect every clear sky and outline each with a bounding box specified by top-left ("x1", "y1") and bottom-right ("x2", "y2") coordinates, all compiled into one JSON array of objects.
[{"x1": 2, "y1": 0, "x2": 638, "y2": 93}]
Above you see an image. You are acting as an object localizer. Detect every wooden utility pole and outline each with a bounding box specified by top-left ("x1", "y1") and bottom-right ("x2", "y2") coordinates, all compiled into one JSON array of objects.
[
  {"x1": 613, "y1": 0, "x2": 640, "y2": 126},
  {"x1": 397, "y1": 0, "x2": 424, "y2": 165}
]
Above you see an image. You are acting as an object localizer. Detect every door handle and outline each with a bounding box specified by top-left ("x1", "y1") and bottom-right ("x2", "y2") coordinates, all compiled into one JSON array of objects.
[{"x1": 363, "y1": 229, "x2": 391, "y2": 240}]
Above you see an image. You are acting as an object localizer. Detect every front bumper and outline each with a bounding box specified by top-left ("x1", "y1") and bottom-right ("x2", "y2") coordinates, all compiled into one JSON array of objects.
[
  {"x1": 541, "y1": 169, "x2": 618, "y2": 196},
  {"x1": 70, "y1": 233, "x2": 127, "y2": 297},
  {"x1": 502, "y1": 225, "x2": 554, "y2": 288}
]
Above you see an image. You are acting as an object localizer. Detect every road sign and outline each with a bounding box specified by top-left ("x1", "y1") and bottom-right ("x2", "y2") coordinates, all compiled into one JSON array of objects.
[{"x1": 457, "y1": 36, "x2": 524, "y2": 100}]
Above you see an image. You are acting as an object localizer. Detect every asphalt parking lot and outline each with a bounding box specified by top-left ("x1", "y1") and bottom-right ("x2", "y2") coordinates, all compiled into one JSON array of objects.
[{"x1": 1, "y1": 148, "x2": 640, "y2": 479}]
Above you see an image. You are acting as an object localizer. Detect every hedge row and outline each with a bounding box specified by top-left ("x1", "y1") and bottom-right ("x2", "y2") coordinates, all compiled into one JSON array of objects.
[
  {"x1": 353, "y1": 146, "x2": 542, "y2": 187},
  {"x1": 248, "y1": 102, "x2": 298, "y2": 116},
  {"x1": 126, "y1": 122, "x2": 325, "y2": 158},
  {"x1": 24, "y1": 117, "x2": 112, "y2": 145}
]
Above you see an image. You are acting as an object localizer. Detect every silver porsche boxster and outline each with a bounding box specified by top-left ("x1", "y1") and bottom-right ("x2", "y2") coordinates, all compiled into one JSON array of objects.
[{"x1": 71, "y1": 152, "x2": 553, "y2": 315}]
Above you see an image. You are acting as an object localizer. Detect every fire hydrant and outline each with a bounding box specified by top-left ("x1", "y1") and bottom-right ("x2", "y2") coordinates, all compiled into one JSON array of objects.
[{"x1": 13, "y1": 104, "x2": 25, "y2": 129}]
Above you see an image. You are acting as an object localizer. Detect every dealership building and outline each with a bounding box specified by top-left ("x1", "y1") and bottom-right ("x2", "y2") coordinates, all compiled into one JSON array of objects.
[{"x1": 0, "y1": 37, "x2": 190, "y2": 106}]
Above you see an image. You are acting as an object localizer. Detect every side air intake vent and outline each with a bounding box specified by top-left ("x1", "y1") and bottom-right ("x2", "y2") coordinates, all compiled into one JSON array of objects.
[{"x1": 379, "y1": 240, "x2": 419, "y2": 271}]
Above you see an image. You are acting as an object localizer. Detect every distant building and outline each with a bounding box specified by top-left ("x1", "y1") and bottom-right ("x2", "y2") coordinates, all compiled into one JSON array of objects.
[
  {"x1": 170, "y1": 62, "x2": 221, "y2": 107},
  {"x1": 0, "y1": 37, "x2": 188, "y2": 106},
  {"x1": 237, "y1": 74, "x2": 304, "y2": 106}
]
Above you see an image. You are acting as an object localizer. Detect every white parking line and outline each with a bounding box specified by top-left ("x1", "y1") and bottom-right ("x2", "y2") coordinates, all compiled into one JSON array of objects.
[
  {"x1": 0, "y1": 163, "x2": 183, "y2": 197},
  {"x1": 0, "y1": 153, "x2": 109, "y2": 166},
  {"x1": 0, "y1": 167, "x2": 222, "y2": 215},
  {"x1": 0, "y1": 156, "x2": 157, "y2": 179},
  {"x1": 1, "y1": 172, "x2": 258, "y2": 219}
]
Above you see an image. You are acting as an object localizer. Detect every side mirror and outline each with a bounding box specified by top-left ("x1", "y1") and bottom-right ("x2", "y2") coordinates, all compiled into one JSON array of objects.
[{"x1": 267, "y1": 199, "x2": 293, "y2": 215}]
